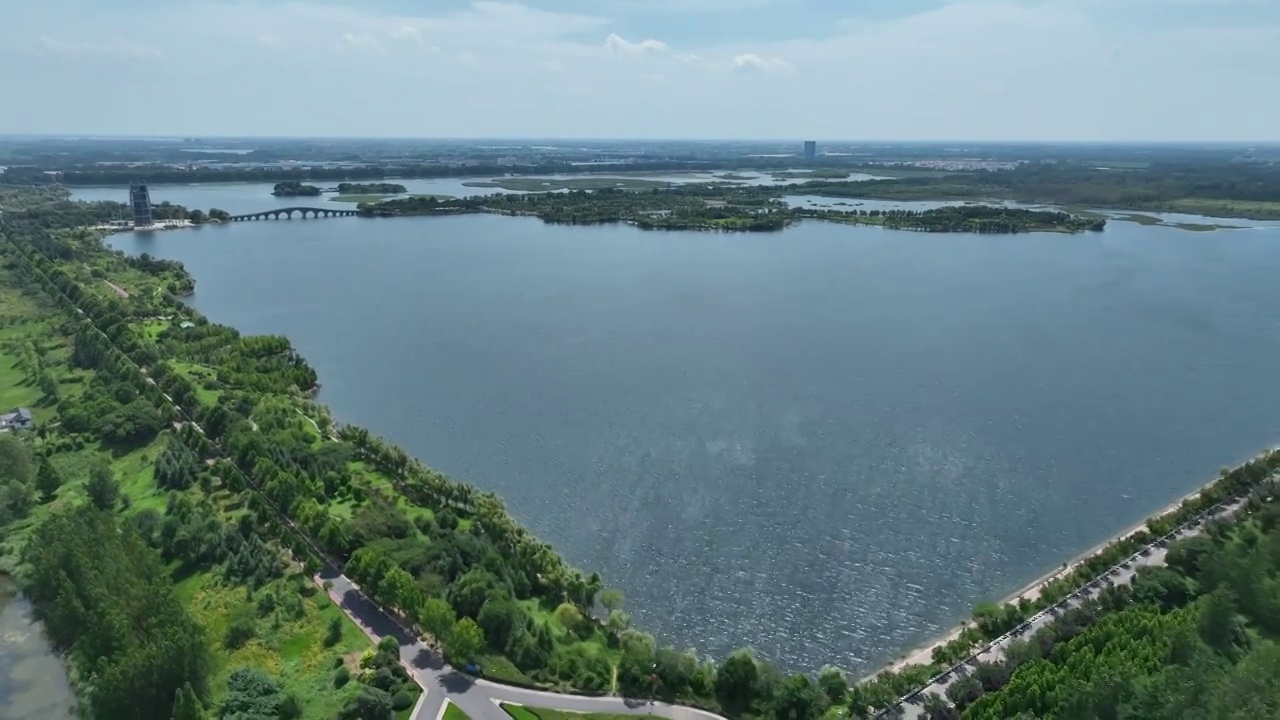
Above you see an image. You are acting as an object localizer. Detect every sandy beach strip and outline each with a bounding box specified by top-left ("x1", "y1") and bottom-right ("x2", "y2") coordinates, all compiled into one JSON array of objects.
[{"x1": 864, "y1": 463, "x2": 1250, "y2": 682}]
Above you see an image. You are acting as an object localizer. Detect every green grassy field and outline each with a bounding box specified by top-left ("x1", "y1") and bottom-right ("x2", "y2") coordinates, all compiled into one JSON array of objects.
[
  {"x1": 174, "y1": 569, "x2": 375, "y2": 719},
  {"x1": 1155, "y1": 198, "x2": 1280, "y2": 220},
  {"x1": 445, "y1": 700, "x2": 474, "y2": 720}
]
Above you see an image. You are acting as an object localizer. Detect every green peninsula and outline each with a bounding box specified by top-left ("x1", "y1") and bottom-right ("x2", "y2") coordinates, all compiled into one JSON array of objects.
[
  {"x1": 363, "y1": 187, "x2": 1105, "y2": 234},
  {"x1": 336, "y1": 182, "x2": 407, "y2": 195}
]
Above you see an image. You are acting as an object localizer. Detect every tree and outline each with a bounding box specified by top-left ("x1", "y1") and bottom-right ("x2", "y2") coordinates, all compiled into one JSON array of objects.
[
  {"x1": 1131, "y1": 565, "x2": 1194, "y2": 611},
  {"x1": 218, "y1": 667, "x2": 285, "y2": 719},
  {"x1": 0, "y1": 434, "x2": 35, "y2": 486},
  {"x1": 171, "y1": 682, "x2": 204, "y2": 720},
  {"x1": 945, "y1": 674, "x2": 984, "y2": 710},
  {"x1": 420, "y1": 597, "x2": 456, "y2": 644},
  {"x1": 0, "y1": 435, "x2": 37, "y2": 521},
  {"x1": 607, "y1": 609, "x2": 631, "y2": 636},
  {"x1": 86, "y1": 458, "x2": 120, "y2": 511},
  {"x1": 338, "y1": 687, "x2": 394, "y2": 720},
  {"x1": 478, "y1": 598, "x2": 527, "y2": 652},
  {"x1": 923, "y1": 693, "x2": 959, "y2": 720},
  {"x1": 817, "y1": 666, "x2": 849, "y2": 705},
  {"x1": 1198, "y1": 587, "x2": 1243, "y2": 657},
  {"x1": 445, "y1": 617, "x2": 485, "y2": 664},
  {"x1": 599, "y1": 588, "x2": 624, "y2": 612},
  {"x1": 716, "y1": 648, "x2": 761, "y2": 714},
  {"x1": 36, "y1": 458, "x2": 62, "y2": 502},
  {"x1": 772, "y1": 673, "x2": 824, "y2": 720}
]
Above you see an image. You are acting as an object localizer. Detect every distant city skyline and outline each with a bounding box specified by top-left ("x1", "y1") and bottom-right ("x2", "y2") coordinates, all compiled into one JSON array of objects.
[{"x1": 2, "y1": 0, "x2": 1278, "y2": 141}]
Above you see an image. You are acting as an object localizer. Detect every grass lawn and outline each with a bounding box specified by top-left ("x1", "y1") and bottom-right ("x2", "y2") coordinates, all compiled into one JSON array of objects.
[
  {"x1": 176, "y1": 569, "x2": 371, "y2": 718},
  {"x1": 445, "y1": 700, "x2": 474, "y2": 720},
  {"x1": 170, "y1": 360, "x2": 223, "y2": 406},
  {"x1": 501, "y1": 703, "x2": 638, "y2": 720}
]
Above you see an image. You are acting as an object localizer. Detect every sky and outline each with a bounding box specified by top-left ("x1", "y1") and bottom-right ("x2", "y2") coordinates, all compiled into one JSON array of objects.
[{"x1": 2, "y1": 0, "x2": 1278, "y2": 141}]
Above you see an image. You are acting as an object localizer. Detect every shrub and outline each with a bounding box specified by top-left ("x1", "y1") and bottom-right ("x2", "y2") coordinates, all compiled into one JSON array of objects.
[
  {"x1": 334, "y1": 666, "x2": 351, "y2": 688},
  {"x1": 391, "y1": 691, "x2": 415, "y2": 711},
  {"x1": 224, "y1": 608, "x2": 257, "y2": 649}
]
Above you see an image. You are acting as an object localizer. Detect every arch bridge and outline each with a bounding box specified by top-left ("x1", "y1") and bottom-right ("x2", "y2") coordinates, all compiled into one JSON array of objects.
[{"x1": 228, "y1": 207, "x2": 360, "y2": 221}]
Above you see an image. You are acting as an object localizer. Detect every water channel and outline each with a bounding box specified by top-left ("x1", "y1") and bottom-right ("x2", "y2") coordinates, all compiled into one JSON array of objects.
[{"x1": 0, "y1": 576, "x2": 75, "y2": 720}]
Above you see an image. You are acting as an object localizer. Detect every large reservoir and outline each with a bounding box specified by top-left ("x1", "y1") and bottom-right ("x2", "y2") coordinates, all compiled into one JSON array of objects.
[{"x1": 98, "y1": 183, "x2": 1280, "y2": 674}]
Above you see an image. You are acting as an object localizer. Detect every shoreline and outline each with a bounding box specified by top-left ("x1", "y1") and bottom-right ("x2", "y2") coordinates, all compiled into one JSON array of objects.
[{"x1": 870, "y1": 451, "x2": 1270, "y2": 679}]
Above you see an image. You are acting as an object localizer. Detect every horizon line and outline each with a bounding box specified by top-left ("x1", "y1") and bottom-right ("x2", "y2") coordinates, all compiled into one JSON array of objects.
[{"x1": 2, "y1": 134, "x2": 1280, "y2": 147}]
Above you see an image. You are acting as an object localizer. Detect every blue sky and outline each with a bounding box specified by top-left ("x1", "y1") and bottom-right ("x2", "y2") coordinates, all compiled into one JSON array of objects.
[{"x1": 2, "y1": 0, "x2": 1278, "y2": 140}]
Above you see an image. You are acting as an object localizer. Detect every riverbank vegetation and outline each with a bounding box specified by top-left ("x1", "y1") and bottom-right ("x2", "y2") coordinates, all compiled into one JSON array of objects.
[
  {"x1": 953, "y1": 463, "x2": 1280, "y2": 719},
  {"x1": 365, "y1": 187, "x2": 1104, "y2": 234},
  {"x1": 790, "y1": 162, "x2": 1280, "y2": 220}
]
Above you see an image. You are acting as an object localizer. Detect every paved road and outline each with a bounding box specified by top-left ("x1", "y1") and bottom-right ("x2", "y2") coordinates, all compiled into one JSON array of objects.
[
  {"x1": 319, "y1": 568, "x2": 728, "y2": 720},
  {"x1": 889, "y1": 496, "x2": 1249, "y2": 719}
]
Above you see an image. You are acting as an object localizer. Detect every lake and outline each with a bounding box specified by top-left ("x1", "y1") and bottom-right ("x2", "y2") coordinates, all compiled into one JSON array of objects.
[
  {"x1": 99, "y1": 200, "x2": 1280, "y2": 675},
  {"x1": 0, "y1": 577, "x2": 75, "y2": 720}
]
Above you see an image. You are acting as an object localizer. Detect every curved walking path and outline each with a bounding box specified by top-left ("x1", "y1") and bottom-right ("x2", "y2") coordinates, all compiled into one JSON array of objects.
[{"x1": 318, "y1": 568, "x2": 727, "y2": 720}]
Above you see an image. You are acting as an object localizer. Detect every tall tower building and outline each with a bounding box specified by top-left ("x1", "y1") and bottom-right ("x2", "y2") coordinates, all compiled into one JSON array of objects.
[
  {"x1": 803, "y1": 141, "x2": 817, "y2": 163},
  {"x1": 129, "y1": 181, "x2": 153, "y2": 227}
]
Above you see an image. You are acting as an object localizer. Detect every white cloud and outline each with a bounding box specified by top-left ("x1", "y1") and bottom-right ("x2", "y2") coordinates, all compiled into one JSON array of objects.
[
  {"x1": 728, "y1": 53, "x2": 792, "y2": 73},
  {"x1": 605, "y1": 33, "x2": 669, "y2": 54},
  {"x1": 389, "y1": 25, "x2": 423, "y2": 46},
  {"x1": 3, "y1": 0, "x2": 1279, "y2": 140},
  {"x1": 39, "y1": 35, "x2": 161, "y2": 59},
  {"x1": 338, "y1": 32, "x2": 383, "y2": 52}
]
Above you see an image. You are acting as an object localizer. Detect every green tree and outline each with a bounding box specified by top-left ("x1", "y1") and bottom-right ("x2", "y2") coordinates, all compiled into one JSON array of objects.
[
  {"x1": 599, "y1": 588, "x2": 624, "y2": 612},
  {"x1": 420, "y1": 597, "x2": 456, "y2": 643},
  {"x1": 945, "y1": 674, "x2": 984, "y2": 710},
  {"x1": 478, "y1": 598, "x2": 527, "y2": 652},
  {"x1": 817, "y1": 666, "x2": 849, "y2": 704},
  {"x1": 338, "y1": 687, "x2": 394, "y2": 720},
  {"x1": 1198, "y1": 588, "x2": 1243, "y2": 657},
  {"x1": 772, "y1": 673, "x2": 824, "y2": 720},
  {"x1": 716, "y1": 648, "x2": 761, "y2": 714},
  {"x1": 36, "y1": 458, "x2": 62, "y2": 502},
  {"x1": 171, "y1": 682, "x2": 203, "y2": 720},
  {"x1": 445, "y1": 617, "x2": 485, "y2": 664},
  {"x1": 0, "y1": 434, "x2": 35, "y2": 485},
  {"x1": 86, "y1": 458, "x2": 120, "y2": 511}
]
